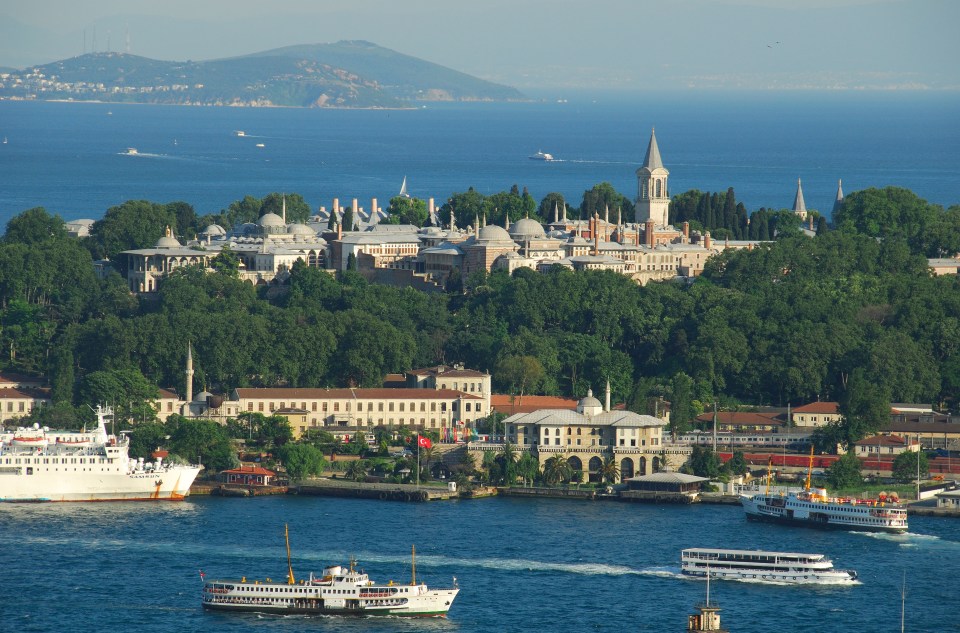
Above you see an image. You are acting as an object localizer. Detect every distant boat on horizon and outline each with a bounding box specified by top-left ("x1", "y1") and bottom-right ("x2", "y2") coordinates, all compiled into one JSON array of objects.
[
  {"x1": 529, "y1": 150, "x2": 555, "y2": 161},
  {"x1": 399, "y1": 175, "x2": 410, "y2": 198},
  {"x1": 235, "y1": 130, "x2": 246, "y2": 137},
  {"x1": 122, "y1": 147, "x2": 138, "y2": 155}
]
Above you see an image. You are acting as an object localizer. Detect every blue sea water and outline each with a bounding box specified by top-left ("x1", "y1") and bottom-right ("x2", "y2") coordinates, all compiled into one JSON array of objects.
[
  {"x1": 0, "y1": 495, "x2": 957, "y2": 633},
  {"x1": 0, "y1": 92, "x2": 958, "y2": 229}
]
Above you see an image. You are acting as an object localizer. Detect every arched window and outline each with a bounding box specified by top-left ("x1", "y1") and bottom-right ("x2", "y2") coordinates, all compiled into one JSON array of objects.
[
  {"x1": 638, "y1": 456, "x2": 647, "y2": 476},
  {"x1": 567, "y1": 456, "x2": 583, "y2": 472},
  {"x1": 655, "y1": 179, "x2": 662, "y2": 198},
  {"x1": 620, "y1": 457, "x2": 634, "y2": 479},
  {"x1": 652, "y1": 456, "x2": 662, "y2": 473},
  {"x1": 588, "y1": 456, "x2": 603, "y2": 483}
]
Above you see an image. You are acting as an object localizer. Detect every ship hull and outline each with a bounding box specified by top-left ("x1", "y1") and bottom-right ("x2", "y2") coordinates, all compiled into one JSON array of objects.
[
  {"x1": 0, "y1": 467, "x2": 201, "y2": 502},
  {"x1": 743, "y1": 509, "x2": 906, "y2": 533},
  {"x1": 741, "y1": 494, "x2": 908, "y2": 533},
  {"x1": 201, "y1": 601, "x2": 451, "y2": 617}
]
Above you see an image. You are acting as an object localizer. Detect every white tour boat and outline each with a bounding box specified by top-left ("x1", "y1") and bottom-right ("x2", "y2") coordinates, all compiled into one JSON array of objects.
[
  {"x1": 122, "y1": 147, "x2": 138, "y2": 155},
  {"x1": 529, "y1": 150, "x2": 555, "y2": 161},
  {"x1": 202, "y1": 531, "x2": 459, "y2": 618},
  {"x1": 681, "y1": 548, "x2": 857, "y2": 584},
  {"x1": 0, "y1": 405, "x2": 202, "y2": 502}
]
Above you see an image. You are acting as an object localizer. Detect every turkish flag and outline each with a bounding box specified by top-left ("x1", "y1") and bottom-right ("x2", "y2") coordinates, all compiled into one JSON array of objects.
[{"x1": 417, "y1": 435, "x2": 432, "y2": 449}]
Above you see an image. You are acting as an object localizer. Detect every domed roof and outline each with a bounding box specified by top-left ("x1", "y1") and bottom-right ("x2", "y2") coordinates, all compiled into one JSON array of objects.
[
  {"x1": 287, "y1": 223, "x2": 316, "y2": 236},
  {"x1": 579, "y1": 391, "x2": 602, "y2": 410},
  {"x1": 577, "y1": 388, "x2": 604, "y2": 416},
  {"x1": 510, "y1": 217, "x2": 546, "y2": 239},
  {"x1": 477, "y1": 224, "x2": 513, "y2": 243},
  {"x1": 258, "y1": 212, "x2": 285, "y2": 227},
  {"x1": 194, "y1": 390, "x2": 213, "y2": 402},
  {"x1": 155, "y1": 235, "x2": 181, "y2": 248},
  {"x1": 200, "y1": 224, "x2": 226, "y2": 236},
  {"x1": 154, "y1": 226, "x2": 181, "y2": 248}
]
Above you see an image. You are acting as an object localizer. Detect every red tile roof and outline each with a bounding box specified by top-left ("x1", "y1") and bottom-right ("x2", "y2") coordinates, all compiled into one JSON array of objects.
[
  {"x1": 234, "y1": 387, "x2": 481, "y2": 400},
  {"x1": 858, "y1": 434, "x2": 913, "y2": 447},
  {"x1": 694, "y1": 411, "x2": 785, "y2": 426},
  {"x1": 491, "y1": 394, "x2": 579, "y2": 414},
  {"x1": 223, "y1": 465, "x2": 276, "y2": 476},
  {"x1": 792, "y1": 401, "x2": 840, "y2": 414}
]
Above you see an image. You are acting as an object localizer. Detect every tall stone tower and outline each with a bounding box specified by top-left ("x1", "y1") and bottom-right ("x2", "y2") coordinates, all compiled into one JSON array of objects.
[{"x1": 634, "y1": 128, "x2": 670, "y2": 227}]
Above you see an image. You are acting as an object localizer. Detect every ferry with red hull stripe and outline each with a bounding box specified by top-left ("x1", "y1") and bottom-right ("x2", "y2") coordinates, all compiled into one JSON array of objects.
[
  {"x1": 0, "y1": 405, "x2": 201, "y2": 502},
  {"x1": 202, "y1": 531, "x2": 459, "y2": 618}
]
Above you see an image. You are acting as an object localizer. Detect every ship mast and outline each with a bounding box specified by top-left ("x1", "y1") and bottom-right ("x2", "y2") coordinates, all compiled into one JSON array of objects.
[
  {"x1": 285, "y1": 524, "x2": 295, "y2": 585},
  {"x1": 410, "y1": 545, "x2": 417, "y2": 585},
  {"x1": 804, "y1": 444, "x2": 814, "y2": 490}
]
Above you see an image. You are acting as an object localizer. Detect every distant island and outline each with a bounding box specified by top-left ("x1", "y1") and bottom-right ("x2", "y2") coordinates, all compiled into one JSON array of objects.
[{"x1": 0, "y1": 40, "x2": 526, "y2": 108}]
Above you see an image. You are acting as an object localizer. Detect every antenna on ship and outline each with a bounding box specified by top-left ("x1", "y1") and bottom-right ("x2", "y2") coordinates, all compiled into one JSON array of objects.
[
  {"x1": 285, "y1": 524, "x2": 295, "y2": 585},
  {"x1": 804, "y1": 444, "x2": 814, "y2": 491}
]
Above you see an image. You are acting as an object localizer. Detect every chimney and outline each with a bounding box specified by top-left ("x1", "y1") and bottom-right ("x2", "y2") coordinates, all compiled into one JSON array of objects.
[
  {"x1": 371, "y1": 198, "x2": 378, "y2": 217},
  {"x1": 352, "y1": 198, "x2": 358, "y2": 216},
  {"x1": 337, "y1": 219, "x2": 342, "y2": 240},
  {"x1": 704, "y1": 231, "x2": 711, "y2": 249},
  {"x1": 333, "y1": 197, "x2": 340, "y2": 213},
  {"x1": 645, "y1": 219, "x2": 655, "y2": 247},
  {"x1": 809, "y1": 214, "x2": 815, "y2": 231},
  {"x1": 428, "y1": 197, "x2": 435, "y2": 217},
  {"x1": 683, "y1": 221, "x2": 690, "y2": 240}
]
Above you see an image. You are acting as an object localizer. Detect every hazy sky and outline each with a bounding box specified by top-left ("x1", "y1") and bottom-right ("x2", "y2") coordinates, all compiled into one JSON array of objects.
[{"x1": 2, "y1": 0, "x2": 957, "y2": 91}]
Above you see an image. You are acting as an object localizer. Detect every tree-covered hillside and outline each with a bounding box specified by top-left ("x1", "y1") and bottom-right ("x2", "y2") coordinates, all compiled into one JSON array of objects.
[{"x1": 1, "y1": 186, "x2": 958, "y2": 445}]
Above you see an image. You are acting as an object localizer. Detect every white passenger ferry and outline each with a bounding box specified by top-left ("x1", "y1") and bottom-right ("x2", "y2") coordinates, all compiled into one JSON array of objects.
[
  {"x1": 0, "y1": 405, "x2": 201, "y2": 502},
  {"x1": 740, "y1": 450, "x2": 908, "y2": 533},
  {"x1": 202, "y1": 533, "x2": 459, "y2": 618},
  {"x1": 681, "y1": 548, "x2": 857, "y2": 584}
]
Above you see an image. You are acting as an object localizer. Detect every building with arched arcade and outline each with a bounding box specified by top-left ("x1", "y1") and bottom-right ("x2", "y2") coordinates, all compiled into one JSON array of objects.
[{"x1": 502, "y1": 387, "x2": 682, "y2": 483}]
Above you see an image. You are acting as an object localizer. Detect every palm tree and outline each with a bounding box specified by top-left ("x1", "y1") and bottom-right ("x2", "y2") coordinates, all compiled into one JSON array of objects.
[
  {"x1": 600, "y1": 456, "x2": 621, "y2": 484},
  {"x1": 543, "y1": 454, "x2": 572, "y2": 486},
  {"x1": 497, "y1": 442, "x2": 518, "y2": 485},
  {"x1": 345, "y1": 459, "x2": 368, "y2": 482}
]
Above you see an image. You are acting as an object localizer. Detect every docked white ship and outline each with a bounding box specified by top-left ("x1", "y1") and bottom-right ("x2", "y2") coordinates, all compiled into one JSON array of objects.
[
  {"x1": 202, "y1": 539, "x2": 459, "y2": 618},
  {"x1": 0, "y1": 405, "x2": 201, "y2": 502},
  {"x1": 681, "y1": 548, "x2": 857, "y2": 584}
]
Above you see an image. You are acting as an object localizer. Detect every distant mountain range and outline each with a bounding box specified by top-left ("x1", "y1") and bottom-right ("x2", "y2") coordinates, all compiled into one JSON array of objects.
[{"x1": 0, "y1": 40, "x2": 525, "y2": 108}]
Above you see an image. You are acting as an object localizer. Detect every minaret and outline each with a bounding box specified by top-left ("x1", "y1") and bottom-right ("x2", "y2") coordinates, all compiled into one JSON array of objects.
[
  {"x1": 634, "y1": 127, "x2": 670, "y2": 227},
  {"x1": 553, "y1": 203, "x2": 559, "y2": 224},
  {"x1": 792, "y1": 178, "x2": 808, "y2": 220},
  {"x1": 282, "y1": 194, "x2": 286, "y2": 223},
  {"x1": 832, "y1": 179, "x2": 844, "y2": 215},
  {"x1": 185, "y1": 342, "x2": 194, "y2": 405},
  {"x1": 605, "y1": 379, "x2": 611, "y2": 412}
]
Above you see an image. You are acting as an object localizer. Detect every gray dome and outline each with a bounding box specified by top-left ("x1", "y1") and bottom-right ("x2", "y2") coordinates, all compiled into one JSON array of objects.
[
  {"x1": 287, "y1": 223, "x2": 316, "y2": 236},
  {"x1": 194, "y1": 390, "x2": 213, "y2": 403},
  {"x1": 200, "y1": 224, "x2": 226, "y2": 237},
  {"x1": 477, "y1": 224, "x2": 513, "y2": 243},
  {"x1": 579, "y1": 394, "x2": 602, "y2": 409},
  {"x1": 510, "y1": 218, "x2": 546, "y2": 239},
  {"x1": 155, "y1": 235, "x2": 181, "y2": 248},
  {"x1": 258, "y1": 212, "x2": 285, "y2": 227}
]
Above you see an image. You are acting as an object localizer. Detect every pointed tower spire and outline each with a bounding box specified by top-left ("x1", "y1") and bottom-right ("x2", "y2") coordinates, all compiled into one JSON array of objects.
[
  {"x1": 185, "y1": 342, "x2": 194, "y2": 405},
  {"x1": 642, "y1": 127, "x2": 664, "y2": 170},
  {"x1": 503, "y1": 210, "x2": 510, "y2": 231},
  {"x1": 553, "y1": 203, "x2": 559, "y2": 223},
  {"x1": 482, "y1": 213, "x2": 487, "y2": 228},
  {"x1": 832, "y1": 179, "x2": 844, "y2": 215},
  {"x1": 792, "y1": 178, "x2": 807, "y2": 215},
  {"x1": 475, "y1": 213, "x2": 479, "y2": 234},
  {"x1": 605, "y1": 379, "x2": 611, "y2": 412}
]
